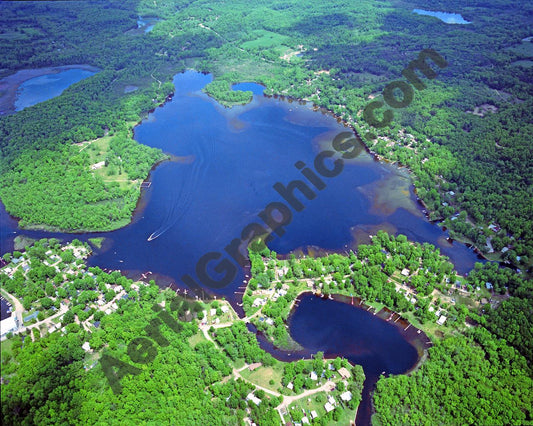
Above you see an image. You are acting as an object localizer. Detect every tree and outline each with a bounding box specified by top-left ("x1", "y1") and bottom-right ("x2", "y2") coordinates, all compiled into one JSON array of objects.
[{"x1": 62, "y1": 310, "x2": 75, "y2": 325}]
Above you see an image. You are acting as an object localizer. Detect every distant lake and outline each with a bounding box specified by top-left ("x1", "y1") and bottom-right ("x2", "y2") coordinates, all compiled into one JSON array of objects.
[
  {"x1": 288, "y1": 294, "x2": 422, "y2": 425},
  {"x1": 137, "y1": 16, "x2": 160, "y2": 33},
  {"x1": 14, "y1": 68, "x2": 96, "y2": 111},
  {"x1": 413, "y1": 9, "x2": 471, "y2": 24},
  {"x1": 0, "y1": 71, "x2": 483, "y2": 301}
]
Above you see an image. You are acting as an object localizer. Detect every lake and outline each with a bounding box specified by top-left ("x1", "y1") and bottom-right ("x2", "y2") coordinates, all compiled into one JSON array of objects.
[
  {"x1": 0, "y1": 65, "x2": 98, "y2": 115},
  {"x1": 413, "y1": 9, "x2": 471, "y2": 24},
  {"x1": 14, "y1": 68, "x2": 96, "y2": 111},
  {"x1": 0, "y1": 70, "x2": 483, "y2": 301}
]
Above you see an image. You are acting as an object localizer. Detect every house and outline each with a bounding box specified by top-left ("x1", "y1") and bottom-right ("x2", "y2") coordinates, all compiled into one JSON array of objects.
[
  {"x1": 252, "y1": 298, "x2": 267, "y2": 307},
  {"x1": 248, "y1": 362, "x2": 262, "y2": 371},
  {"x1": 437, "y1": 315, "x2": 447, "y2": 325},
  {"x1": 23, "y1": 311, "x2": 39, "y2": 323},
  {"x1": 401, "y1": 269, "x2": 410, "y2": 277},
  {"x1": 246, "y1": 392, "x2": 261, "y2": 406},
  {"x1": 338, "y1": 367, "x2": 351, "y2": 379},
  {"x1": 488, "y1": 224, "x2": 500, "y2": 232},
  {"x1": 302, "y1": 416, "x2": 310, "y2": 425},
  {"x1": 310, "y1": 371, "x2": 318, "y2": 381},
  {"x1": 82, "y1": 342, "x2": 91, "y2": 352},
  {"x1": 210, "y1": 308, "x2": 217, "y2": 316},
  {"x1": 310, "y1": 411, "x2": 318, "y2": 419},
  {"x1": 91, "y1": 161, "x2": 105, "y2": 170},
  {"x1": 328, "y1": 396, "x2": 336, "y2": 406},
  {"x1": 340, "y1": 391, "x2": 353, "y2": 402},
  {"x1": 324, "y1": 402, "x2": 334, "y2": 413},
  {"x1": 221, "y1": 305, "x2": 229, "y2": 313},
  {"x1": 287, "y1": 382, "x2": 294, "y2": 390}
]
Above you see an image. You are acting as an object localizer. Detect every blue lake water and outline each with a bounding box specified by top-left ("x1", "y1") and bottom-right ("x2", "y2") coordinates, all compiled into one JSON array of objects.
[
  {"x1": 413, "y1": 9, "x2": 471, "y2": 24},
  {"x1": 0, "y1": 71, "x2": 483, "y2": 301},
  {"x1": 14, "y1": 68, "x2": 96, "y2": 111}
]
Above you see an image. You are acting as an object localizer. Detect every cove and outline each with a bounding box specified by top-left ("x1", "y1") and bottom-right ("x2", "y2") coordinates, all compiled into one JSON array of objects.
[
  {"x1": 0, "y1": 71, "x2": 483, "y2": 300},
  {"x1": 287, "y1": 293, "x2": 424, "y2": 425}
]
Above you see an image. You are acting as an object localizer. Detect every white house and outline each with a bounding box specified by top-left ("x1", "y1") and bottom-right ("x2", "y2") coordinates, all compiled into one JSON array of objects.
[
  {"x1": 324, "y1": 402, "x2": 334, "y2": 413},
  {"x1": 340, "y1": 391, "x2": 353, "y2": 402},
  {"x1": 246, "y1": 393, "x2": 261, "y2": 405}
]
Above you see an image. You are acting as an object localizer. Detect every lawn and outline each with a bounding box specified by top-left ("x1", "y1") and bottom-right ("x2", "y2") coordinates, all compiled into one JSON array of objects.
[
  {"x1": 1, "y1": 338, "x2": 14, "y2": 358},
  {"x1": 187, "y1": 331, "x2": 209, "y2": 348},
  {"x1": 239, "y1": 363, "x2": 284, "y2": 392}
]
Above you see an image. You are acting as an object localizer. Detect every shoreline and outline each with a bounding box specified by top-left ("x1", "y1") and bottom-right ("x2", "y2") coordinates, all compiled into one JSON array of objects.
[
  {"x1": 1, "y1": 68, "x2": 491, "y2": 269},
  {"x1": 284, "y1": 290, "x2": 431, "y2": 426},
  {"x1": 0, "y1": 64, "x2": 100, "y2": 115},
  {"x1": 288, "y1": 290, "x2": 432, "y2": 363}
]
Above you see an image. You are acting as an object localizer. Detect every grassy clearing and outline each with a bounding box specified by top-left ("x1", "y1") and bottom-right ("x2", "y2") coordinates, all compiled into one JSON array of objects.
[
  {"x1": 232, "y1": 358, "x2": 245, "y2": 369},
  {"x1": 1, "y1": 338, "x2": 14, "y2": 358},
  {"x1": 83, "y1": 136, "x2": 140, "y2": 191},
  {"x1": 239, "y1": 363, "x2": 284, "y2": 392},
  {"x1": 241, "y1": 30, "x2": 289, "y2": 49},
  {"x1": 285, "y1": 391, "x2": 327, "y2": 422},
  {"x1": 187, "y1": 331, "x2": 209, "y2": 348}
]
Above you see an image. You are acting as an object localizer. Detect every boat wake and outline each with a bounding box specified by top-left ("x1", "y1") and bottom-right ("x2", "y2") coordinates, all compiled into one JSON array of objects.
[{"x1": 147, "y1": 134, "x2": 214, "y2": 241}]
